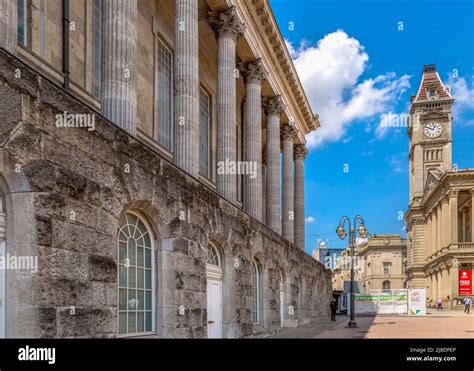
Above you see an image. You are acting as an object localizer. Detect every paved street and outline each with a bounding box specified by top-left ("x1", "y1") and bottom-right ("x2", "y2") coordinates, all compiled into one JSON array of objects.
[{"x1": 265, "y1": 310, "x2": 474, "y2": 338}]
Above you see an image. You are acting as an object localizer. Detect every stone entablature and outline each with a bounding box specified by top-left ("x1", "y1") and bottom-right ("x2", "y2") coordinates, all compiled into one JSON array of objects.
[{"x1": 422, "y1": 171, "x2": 474, "y2": 214}]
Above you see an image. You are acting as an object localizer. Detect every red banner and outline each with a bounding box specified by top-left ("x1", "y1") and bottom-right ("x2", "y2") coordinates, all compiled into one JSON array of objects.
[{"x1": 459, "y1": 270, "x2": 472, "y2": 295}]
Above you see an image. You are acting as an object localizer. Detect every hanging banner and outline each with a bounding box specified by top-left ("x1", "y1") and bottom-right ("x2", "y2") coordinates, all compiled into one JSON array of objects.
[
  {"x1": 408, "y1": 288, "x2": 426, "y2": 315},
  {"x1": 354, "y1": 290, "x2": 408, "y2": 314},
  {"x1": 459, "y1": 270, "x2": 472, "y2": 295}
]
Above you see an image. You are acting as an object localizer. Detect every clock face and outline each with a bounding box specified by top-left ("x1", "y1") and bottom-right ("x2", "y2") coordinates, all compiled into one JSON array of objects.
[{"x1": 424, "y1": 122, "x2": 442, "y2": 138}]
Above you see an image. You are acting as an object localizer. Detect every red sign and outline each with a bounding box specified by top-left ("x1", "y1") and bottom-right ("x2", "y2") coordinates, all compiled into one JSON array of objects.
[{"x1": 459, "y1": 270, "x2": 472, "y2": 295}]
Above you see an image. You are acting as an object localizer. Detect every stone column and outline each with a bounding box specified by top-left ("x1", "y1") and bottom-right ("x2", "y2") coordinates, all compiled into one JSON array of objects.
[
  {"x1": 427, "y1": 214, "x2": 432, "y2": 258},
  {"x1": 102, "y1": 0, "x2": 138, "y2": 134},
  {"x1": 433, "y1": 209, "x2": 438, "y2": 253},
  {"x1": 437, "y1": 204, "x2": 442, "y2": 250},
  {"x1": 0, "y1": 0, "x2": 17, "y2": 53},
  {"x1": 262, "y1": 146, "x2": 267, "y2": 225},
  {"x1": 461, "y1": 208, "x2": 466, "y2": 242},
  {"x1": 442, "y1": 197, "x2": 449, "y2": 248},
  {"x1": 210, "y1": 6, "x2": 244, "y2": 203},
  {"x1": 174, "y1": 0, "x2": 199, "y2": 176},
  {"x1": 242, "y1": 59, "x2": 267, "y2": 221},
  {"x1": 450, "y1": 260, "x2": 459, "y2": 301},
  {"x1": 265, "y1": 96, "x2": 284, "y2": 234},
  {"x1": 449, "y1": 192, "x2": 459, "y2": 244},
  {"x1": 471, "y1": 191, "x2": 474, "y2": 242},
  {"x1": 437, "y1": 270, "x2": 443, "y2": 300},
  {"x1": 429, "y1": 274, "x2": 434, "y2": 303},
  {"x1": 294, "y1": 144, "x2": 308, "y2": 250},
  {"x1": 281, "y1": 124, "x2": 297, "y2": 243}
]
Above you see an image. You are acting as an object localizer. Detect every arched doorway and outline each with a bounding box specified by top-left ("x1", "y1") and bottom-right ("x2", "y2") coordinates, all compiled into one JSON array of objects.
[
  {"x1": 206, "y1": 243, "x2": 222, "y2": 338},
  {"x1": 279, "y1": 270, "x2": 285, "y2": 327},
  {"x1": 0, "y1": 191, "x2": 5, "y2": 338}
]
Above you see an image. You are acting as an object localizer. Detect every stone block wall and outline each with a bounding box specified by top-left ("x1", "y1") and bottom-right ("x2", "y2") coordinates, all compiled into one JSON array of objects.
[{"x1": 0, "y1": 49, "x2": 332, "y2": 338}]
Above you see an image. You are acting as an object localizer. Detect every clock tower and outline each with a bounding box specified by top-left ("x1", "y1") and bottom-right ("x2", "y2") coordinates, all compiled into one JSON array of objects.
[
  {"x1": 405, "y1": 64, "x2": 455, "y2": 289},
  {"x1": 408, "y1": 64, "x2": 454, "y2": 204}
]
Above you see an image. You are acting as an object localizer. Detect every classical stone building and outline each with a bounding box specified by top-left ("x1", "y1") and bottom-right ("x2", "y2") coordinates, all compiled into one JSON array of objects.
[
  {"x1": 331, "y1": 249, "x2": 351, "y2": 292},
  {"x1": 331, "y1": 234, "x2": 406, "y2": 293},
  {"x1": 356, "y1": 234, "x2": 407, "y2": 291},
  {"x1": 405, "y1": 64, "x2": 474, "y2": 308},
  {"x1": 0, "y1": 0, "x2": 332, "y2": 338}
]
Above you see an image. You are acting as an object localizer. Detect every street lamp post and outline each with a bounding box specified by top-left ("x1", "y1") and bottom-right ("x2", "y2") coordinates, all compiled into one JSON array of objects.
[{"x1": 336, "y1": 215, "x2": 368, "y2": 328}]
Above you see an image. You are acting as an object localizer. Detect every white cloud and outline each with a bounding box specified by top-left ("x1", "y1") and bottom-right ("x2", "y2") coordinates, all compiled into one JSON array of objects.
[
  {"x1": 288, "y1": 30, "x2": 411, "y2": 147},
  {"x1": 386, "y1": 153, "x2": 407, "y2": 174},
  {"x1": 342, "y1": 134, "x2": 355, "y2": 144},
  {"x1": 447, "y1": 75, "x2": 474, "y2": 125},
  {"x1": 305, "y1": 216, "x2": 316, "y2": 223}
]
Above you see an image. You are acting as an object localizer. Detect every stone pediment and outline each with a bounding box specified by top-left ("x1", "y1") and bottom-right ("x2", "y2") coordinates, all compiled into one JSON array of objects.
[
  {"x1": 423, "y1": 169, "x2": 444, "y2": 201},
  {"x1": 420, "y1": 110, "x2": 449, "y2": 121}
]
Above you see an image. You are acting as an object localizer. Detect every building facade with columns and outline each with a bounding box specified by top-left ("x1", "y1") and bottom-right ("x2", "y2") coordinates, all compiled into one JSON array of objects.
[
  {"x1": 0, "y1": 0, "x2": 332, "y2": 338},
  {"x1": 405, "y1": 64, "x2": 474, "y2": 308},
  {"x1": 356, "y1": 234, "x2": 407, "y2": 292}
]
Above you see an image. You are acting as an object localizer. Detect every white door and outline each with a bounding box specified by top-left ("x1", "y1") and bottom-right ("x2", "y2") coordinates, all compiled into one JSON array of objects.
[
  {"x1": 0, "y1": 241, "x2": 5, "y2": 338},
  {"x1": 207, "y1": 279, "x2": 222, "y2": 338},
  {"x1": 279, "y1": 281, "x2": 284, "y2": 326}
]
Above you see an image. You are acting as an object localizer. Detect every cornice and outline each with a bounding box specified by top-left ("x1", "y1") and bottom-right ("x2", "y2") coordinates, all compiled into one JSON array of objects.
[
  {"x1": 241, "y1": 0, "x2": 319, "y2": 134},
  {"x1": 422, "y1": 170, "x2": 474, "y2": 213}
]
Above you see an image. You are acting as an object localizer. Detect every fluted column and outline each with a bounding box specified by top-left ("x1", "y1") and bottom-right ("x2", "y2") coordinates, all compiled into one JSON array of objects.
[
  {"x1": 102, "y1": 0, "x2": 138, "y2": 134},
  {"x1": 242, "y1": 59, "x2": 267, "y2": 221},
  {"x1": 210, "y1": 6, "x2": 244, "y2": 203},
  {"x1": 471, "y1": 191, "x2": 474, "y2": 242},
  {"x1": 426, "y1": 213, "x2": 433, "y2": 257},
  {"x1": 449, "y1": 191, "x2": 458, "y2": 244},
  {"x1": 265, "y1": 96, "x2": 285, "y2": 234},
  {"x1": 442, "y1": 197, "x2": 449, "y2": 248},
  {"x1": 0, "y1": 0, "x2": 17, "y2": 53},
  {"x1": 294, "y1": 144, "x2": 308, "y2": 250},
  {"x1": 437, "y1": 204, "x2": 442, "y2": 250},
  {"x1": 281, "y1": 124, "x2": 297, "y2": 243},
  {"x1": 433, "y1": 208, "x2": 438, "y2": 253},
  {"x1": 262, "y1": 147, "x2": 267, "y2": 225},
  {"x1": 174, "y1": 0, "x2": 199, "y2": 176}
]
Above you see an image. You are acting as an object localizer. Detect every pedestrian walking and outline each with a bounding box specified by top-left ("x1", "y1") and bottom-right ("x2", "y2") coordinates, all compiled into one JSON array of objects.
[
  {"x1": 330, "y1": 298, "x2": 337, "y2": 321},
  {"x1": 464, "y1": 296, "x2": 472, "y2": 314},
  {"x1": 437, "y1": 298, "x2": 443, "y2": 311}
]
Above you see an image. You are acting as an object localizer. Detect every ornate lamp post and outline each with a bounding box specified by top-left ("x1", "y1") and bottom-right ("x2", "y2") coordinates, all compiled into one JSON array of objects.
[{"x1": 336, "y1": 215, "x2": 368, "y2": 328}]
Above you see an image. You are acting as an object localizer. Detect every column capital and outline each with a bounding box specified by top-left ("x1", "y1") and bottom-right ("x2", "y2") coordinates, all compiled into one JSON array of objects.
[
  {"x1": 241, "y1": 58, "x2": 268, "y2": 84},
  {"x1": 449, "y1": 190, "x2": 459, "y2": 198},
  {"x1": 209, "y1": 6, "x2": 245, "y2": 41},
  {"x1": 294, "y1": 144, "x2": 308, "y2": 161},
  {"x1": 265, "y1": 95, "x2": 285, "y2": 116},
  {"x1": 281, "y1": 124, "x2": 297, "y2": 142}
]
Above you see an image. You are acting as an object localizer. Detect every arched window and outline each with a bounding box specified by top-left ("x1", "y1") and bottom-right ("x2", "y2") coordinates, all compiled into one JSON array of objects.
[
  {"x1": 0, "y1": 190, "x2": 6, "y2": 338},
  {"x1": 206, "y1": 244, "x2": 221, "y2": 267},
  {"x1": 383, "y1": 280, "x2": 391, "y2": 290},
  {"x1": 117, "y1": 212, "x2": 154, "y2": 336},
  {"x1": 251, "y1": 260, "x2": 260, "y2": 324}
]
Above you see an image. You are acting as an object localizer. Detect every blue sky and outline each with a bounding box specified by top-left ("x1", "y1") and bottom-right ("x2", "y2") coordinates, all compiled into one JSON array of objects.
[{"x1": 270, "y1": 0, "x2": 474, "y2": 251}]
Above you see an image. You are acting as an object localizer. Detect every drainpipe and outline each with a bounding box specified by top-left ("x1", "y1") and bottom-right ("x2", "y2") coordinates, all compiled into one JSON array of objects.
[{"x1": 62, "y1": 0, "x2": 70, "y2": 89}]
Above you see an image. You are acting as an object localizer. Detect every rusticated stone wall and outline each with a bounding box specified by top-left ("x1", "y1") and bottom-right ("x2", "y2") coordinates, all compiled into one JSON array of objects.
[{"x1": 0, "y1": 50, "x2": 331, "y2": 338}]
